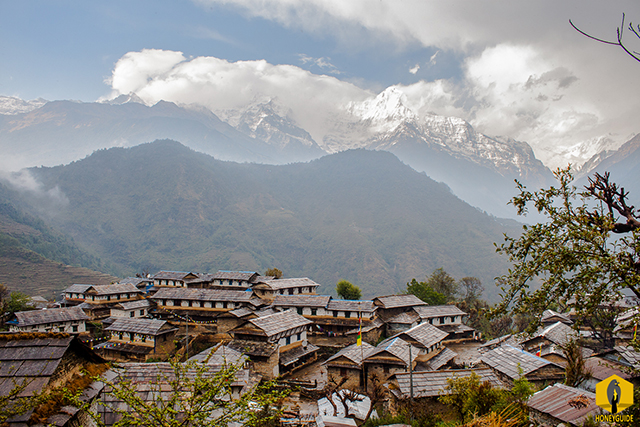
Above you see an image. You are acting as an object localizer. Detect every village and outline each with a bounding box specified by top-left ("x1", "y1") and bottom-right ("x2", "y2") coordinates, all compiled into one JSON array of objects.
[{"x1": 3, "y1": 269, "x2": 640, "y2": 426}]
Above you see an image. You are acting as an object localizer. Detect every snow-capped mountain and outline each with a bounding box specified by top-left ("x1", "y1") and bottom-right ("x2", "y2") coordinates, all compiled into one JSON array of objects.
[
  {"x1": 0, "y1": 95, "x2": 47, "y2": 115},
  {"x1": 549, "y1": 135, "x2": 626, "y2": 173}
]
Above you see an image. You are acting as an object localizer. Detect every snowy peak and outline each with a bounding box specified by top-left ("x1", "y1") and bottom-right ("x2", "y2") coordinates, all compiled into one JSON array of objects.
[
  {"x1": 348, "y1": 87, "x2": 419, "y2": 132},
  {"x1": 103, "y1": 92, "x2": 146, "y2": 105},
  {"x1": 0, "y1": 96, "x2": 47, "y2": 115}
]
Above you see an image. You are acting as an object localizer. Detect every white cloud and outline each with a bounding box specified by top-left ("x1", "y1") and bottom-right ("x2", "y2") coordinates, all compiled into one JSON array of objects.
[
  {"x1": 409, "y1": 64, "x2": 420, "y2": 74},
  {"x1": 298, "y1": 54, "x2": 341, "y2": 74},
  {"x1": 106, "y1": 50, "x2": 370, "y2": 142}
]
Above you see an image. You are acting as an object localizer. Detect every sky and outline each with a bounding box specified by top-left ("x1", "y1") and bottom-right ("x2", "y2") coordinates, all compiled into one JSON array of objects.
[{"x1": 2, "y1": 0, "x2": 640, "y2": 168}]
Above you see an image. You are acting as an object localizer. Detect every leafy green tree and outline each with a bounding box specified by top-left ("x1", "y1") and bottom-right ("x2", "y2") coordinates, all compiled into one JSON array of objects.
[
  {"x1": 439, "y1": 373, "x2": 504, "y2": 423},
  {"x1": 4, "y1": 291, "x2": 34, "y2": 317},
  {"x1": 494, "y1": 169, "x2": 640, "y2": 335},
  {"x1": 336, "y1": 280, "x2": 361, "y2": 300},
  {"x1": 66, "y1": 356, "x2": 287, "y2": 427},
  {"x1": 405, "y1": 278, "x2": 446, "y2": 305},
  {"x1": 426, "y1": 268, "x2": 459, "y2": 302}
]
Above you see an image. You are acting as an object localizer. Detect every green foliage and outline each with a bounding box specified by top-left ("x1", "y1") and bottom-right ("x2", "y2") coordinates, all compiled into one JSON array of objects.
[
  {"x1": 439, "y1": 373, "x2": 504, "y2": 423},
  {"x1": 405, "y1": 278, "x2": 446, "y2": 305},
  {"x1": 494, "y1": 168, "x2": 640, "y2": 334},
  {"x1": 336, "y1": 280, "x2": 361, "y2": 300},
  {"x1": 7, "y1": 143, "x2": 516, "y2": 299},
  {"x1": 563, "y1": 339, "x2": 592, "y2": 387},
  {"x1": 460, "y1": 277, "x2": 484, "y2": 304},
  {"x1": 426, "y1": 268, "x2": 459, "y2": 303},
  {"x1": 4, "y1": 291, "x2": 34, "y2": 316},
  {"x1": 65, "y1": 356, "x2": 288, "y2": 427},
  {"x1": 361, "y1": 402, "x2": 440, "y2": 427},
  {"x1": 264, "y1": 268, "x2": 283, "y2": 279}
]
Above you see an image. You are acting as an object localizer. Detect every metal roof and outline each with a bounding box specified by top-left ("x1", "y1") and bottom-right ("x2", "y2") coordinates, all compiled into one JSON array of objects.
[
  {"x1": 480, "y1": 345, "x2": 561, "y2": 379},
  {"x1": 248, "y1": 310, "x2": 312, "y2": 337},
  {"x1": 14, "y1": 307, "x2": 89, "y2": 327},
  {"x1": 392, "y1": 368, "x2": 504, "y2": 398},
  {"x1": 105, "y1": 318, "x2": 173, "y2": 336},
  {"x1": 527, "y1": 383, "x2": 600, "y2": 425},
  {"x1": 373, "y1": 294, "x2": 426, "y2": 309}
]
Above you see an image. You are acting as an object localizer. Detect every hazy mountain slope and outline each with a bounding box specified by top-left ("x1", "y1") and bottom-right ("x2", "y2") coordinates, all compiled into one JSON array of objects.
[
  {"x1": 0, "y1": 99, "x2": 320, "y2": 169},
  {"x1": 20, "y1": 141, "x2": 519, "y2": 300},
  {"x1": 0, "y1": 182, "x2": 117, "y2": 296}
]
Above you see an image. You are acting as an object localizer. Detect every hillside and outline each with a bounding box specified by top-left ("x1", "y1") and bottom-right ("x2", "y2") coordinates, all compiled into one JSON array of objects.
[{"x1": 12, "y1": 141, "x2": 521, "y2": 300}]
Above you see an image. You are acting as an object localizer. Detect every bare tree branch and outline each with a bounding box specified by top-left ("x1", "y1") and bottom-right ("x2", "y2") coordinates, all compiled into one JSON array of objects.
[{"x1": 570, "y1": 13, "x2": 640, "y2": 63}]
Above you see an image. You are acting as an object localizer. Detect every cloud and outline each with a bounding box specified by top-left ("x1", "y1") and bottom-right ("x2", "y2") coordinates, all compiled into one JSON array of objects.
[
  {"x1": 409, "y1": 64, "x2": 420, "y2": 74},
  {"x1": 298, "y1": 54, "x2": 342, "y2": 74},
  {"x1": 106, "y1": 49, "x2": 370, "y2": 141},
  {"x1": 0, "y1": 170, "x2": 69, "y2": 209}
]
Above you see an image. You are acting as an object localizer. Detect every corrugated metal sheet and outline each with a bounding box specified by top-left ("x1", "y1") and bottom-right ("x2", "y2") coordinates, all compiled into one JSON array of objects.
[{"x1": 528, "y1": 383, "x2": 600, "y2": 425}]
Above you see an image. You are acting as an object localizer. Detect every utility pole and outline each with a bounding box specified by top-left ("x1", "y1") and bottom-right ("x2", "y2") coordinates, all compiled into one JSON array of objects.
[
  {"x1": 185, "y1": 314, "x2": 189, "y2": 360},
  {"x1": 409, "y1": 343, "x2": 414, "y2": 405}
]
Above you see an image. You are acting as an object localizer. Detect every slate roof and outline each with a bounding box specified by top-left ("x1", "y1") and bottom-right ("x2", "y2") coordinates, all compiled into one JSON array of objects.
[
  {"x1": 326, "y1": 300, "x2": 376, "y2": 313},
  {"x1": 541, "y1": 309, "x2": 573, "y2": 324},
  {"x1": 387, "y1": 311, "x2": 420, "y2": 325},
  {"x1": 213, "y1": 271, "x2": 259, "y2": 281},
  {"x1": 424, "y1": 347, "x2": 458, "y2": 370},
  {"x1": 152, "y1": 287, "x2": 257, "y2": 303},
  {"x1": 324, "y1": 342, "x2": 375, "y2": 366},
  {"x1": 0, "y1": 333, "x2": 101, "y2": 399},
  {"x1": 13, "y1": 307, "x2": 89, "y2": 327},
  {"x1": 373, "y1": 295, "x2": 426, "y2": 309},
  {"x1": 413, "y1": 305, "x2": 467, "y2": 319},
  {"x1": 247, "y1": 310, "x2": 312, "y2": 337},
  {"x1": 365, "y1": 337, "x2": 420, "y2": 366},
  {"x1": 256, "y1": 277, "x2": 320, "y2": 290},
  {"x1": 280, "y1": 343, "x2": 320, "y2": 366},
  {"x1": 480, "y1": 345, "x2": 561, "y2": 379},
  {"x1": 436, "y1": 323, "x2": 476, "y2": 335},
  {"x1": 524, "y1": 322, "x2": 578, "y2": 347},
  {"x1": 106, "y1": 318, "x2": 175, "y2": 336},
  {"x1": 392, "y1": 368, "x2": 504, "y2": 398},
  {"x1": 86, "y1": 283, "x2": 142, "y2": 296},
  {"x1": 188, "y1": 344, "x2": 246, "y2": 366},
  {"x1": 584, "y1": 357, "x2": 632, "y2": 381},
  {"x1": 387, "y1": 322, "x2": 449, "y2": 349},
  {"x1": 226, "y1": 307, "x2": 255, "y2": 318},
  {"x1": 118, "y1": 277, "x2": 152, "y2": 287},
  {"x1": 152, "y1": 271, "x2": 198, "y2": 280},
  {"x1": 527, "y1": 384, "x2": 600, "y2": 425},
  {"x1": 478, "y1": 334, "x2": 523, "y2": 352},
  {"x1": 612, "y1": 345, "x2": 640, "y2": 367},
  {"x1": 114, "y1": 299, "x2": 152, "y2": 310},
  {"x1": 228, "y1": 340, "x2": 278, "y2": 357},
  {"x1": 64, "y1": 284, "x2": 93, "y2": 294},
  {"x1": 273, "y1": 294, "x2": 332, "y2": 308}
]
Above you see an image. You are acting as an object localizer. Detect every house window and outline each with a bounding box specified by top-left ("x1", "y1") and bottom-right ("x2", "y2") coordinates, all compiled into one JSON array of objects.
[
  {"x1": 72, "y1": 325, "x2": 78, "y2": 332},
  {"x1": 130, "y1": 311, "x2": 135, "y2": 317},
  {"x1": 140, "y1": 309, "x2": 145, "y2": 315},
  {"x1": 345, "y1": 312, "x2": 351, "y2": 319},
  {"x1": 333, "y1": 311, "x2": 338, "y2": 318},
  {"x1": 286, "y1": 336, "x2": 291, "y2": 345},
  {"x1": 297, "y1": 333, "x2": 301, "y2": 341},
  {"x1": 311, "y1": 309, "x2": 317, "y2": 316},
  {"x1": 288, "y1": 289, "x2": 294, "y2": 295},
  {"x1": 297, "y1": 307, "x2": 303, "y2": 315},
  {"x1": 59, "y1": 327, "x2": 65, "y2": 332}
]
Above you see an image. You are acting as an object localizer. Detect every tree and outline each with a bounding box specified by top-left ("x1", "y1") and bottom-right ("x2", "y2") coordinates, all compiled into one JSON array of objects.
[
  {"x1": 426, "y1": 268, "x2": 459, "y2": 303},
  {"x1": 459, "y1": 277, "x2": 483, "y2": 304},
  {"x1": 562, "y1": 339, "x2": 592, "y2": 387},
  {"x1": 405, "y1": 278, "x2": 446, "y2": 305},
  {"x1": 336, "y1": 280, "x2": 361, "y2": 300},
  {"x1": 494, "y1": 168, "x2": 640, "y2": 336},
  {"x1": 571, "y1": 13, "x2": 640, "y2": 63},
  {"x1": 66, "y1": 356, "x2": 288, "y2": 427},
  {"x1": 264, "y1": 268, "x2": 283, "y2": 279},
  {"x1": 3, "y1": 291, "x2": 34, "y2": 317}
]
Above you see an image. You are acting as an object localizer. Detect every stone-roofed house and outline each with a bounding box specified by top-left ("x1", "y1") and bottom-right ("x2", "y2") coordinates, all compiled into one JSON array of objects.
[
  {"x1": 251, "y1": 277, "x2": 320, "y2": 301},
  {"x1": 479, "y1": 344, "x2": 565, "y2": 386},
  {"x1": 478, "y1": 334, "x2": 523, "y2": 353},
  {"x1": 82, "y1": 283, "x2": 145, "y2": 320},
  {"x1": 520, "y1": 321, "x2": 580, "y2": 366},
  {"x1": 362, "y1": 337, "x2": 420, "y2": 391},
  {"x1": 8, "y1": 307, "x2": 90, "y2": 334},
  {"x1": 388, "y1": 367, "x2": 505, "y2": 410},
  {"x1": 63, "y1": 284, "x2": 93, "y2": 306},
  {"x1": 210, "y1": 271, "x2": 260, "y2": 289},
  {"x1": 321, "y1": 299, "x2": 379, "y2": 338},
  {"x1": 385, "y1": 322, "x2": 448, "y2": 357},
  {"x1": 422, "y1": 347, "x2": 458, "y2": 371},
  {"x1": 272, "y1": 294, "x2": 332, "y2": 317},
  {"x1": 373, "y1": 295, "x2": 426, "y2": 321},
  {"x1": 151, "y1": 287, "x2": 263, "y2": 322},
  {"x1": 323, "y1": 342, "x2": 375, "y2": 391},
  {"x1": 110, "y1": 299, "x2": 152, "y2": 319},
  {"x1": 0, "y1": 332, "x2": 104, "y2": 425},
  {"x1": 118, "y1": 276, "x2": 154, "y2": 292},
  {"x1": 98, "y1": 318, "x2": 178, "y2": 362},
  {"x1": 151, "y1": 271, "x2": 199, "y2": 288},
  {"x1": 527, "y1": 384, "x2": 604, "y2": 426},
  {"x1": 412, "y1": 305, "x2": 477, "y2": 340},
  {"x1": 229, "y1": 310, "x2": 318, "y2": 379},
  {"x1": 541, "y1": 309, "x2": 573, "y2": 326},
  {"x1": 614, "y1": 307, "x2": 639, "y2": 343}
]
